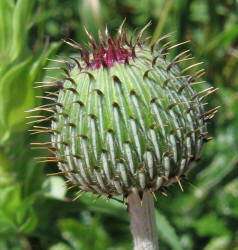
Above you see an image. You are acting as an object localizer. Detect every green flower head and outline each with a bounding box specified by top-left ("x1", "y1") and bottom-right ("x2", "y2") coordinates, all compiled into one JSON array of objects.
[{"x1": 29, "y1": 23, "x2": 218, "y2": 201}]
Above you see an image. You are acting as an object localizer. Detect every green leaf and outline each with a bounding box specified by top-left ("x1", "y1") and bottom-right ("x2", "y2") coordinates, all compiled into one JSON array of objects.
[
  {"x1": 203, "y1": 25, "x2": 238, "y2": 53},
  {"x1": 0, "y1": 124, "x2": 9, "y2": 144},
  {"x1": 19, "y1": 207, "x2": 38, "y2": 234},
  {"x1": 150, "y1": 0, "x2": 174, "y2": 44},
  {"x1": 16, "y1": 196, "x2": 35, "y2": 225},
  {"x1": 49, "y1": 243, "x2": 72, "y2": 250},
  {"x1": 217, "y1": 178, "x2": 238, "y2": 218},
  {"x1": 155, "y1": 210, "x2": 183, "y2": 250},
  {"x1": 0, "y1": 0, "x2": 15, "y2": 69},
  {"x1": 0, "y1": 185, "x2": 21, "y2": 219},
  {"x1": 58, "y1": 217, "x2": 110, "y2": 250},
  {"x1": 0, "y1": 186, "x2": 37, "y2": 235},
  {"x1": 204, "y1": 235, "x2": 231, "y2": 250},
  {"x1": 79, "y1": 193, "x2": 128, "y2": 220},
  {"x1": 0, "y1": 41, "x2": 61, "y2": 142},
  {"x1": 0, "y1": 57, "x2": 34, "y2": 141},
  {"x1": 0, "y1": 216, "x2": 17, "y2": 237},
  {"x1": 0, "y1": 149, "x2": 14, "y2": 186},
  {"x1": 10, "y1": 0, "x2": 35, "y2": 63},
  {"x1": 194, "y1": 213, "x2": 230, "y2": 237},
  {"x1": 42, "y1": 176, "x2": 67, "y2": 200},
  {"x1": 197, "y1": 153, "x2": 238, "y2": 191},
  {"x1": 22, "y1": 159, "x2": 44, "y2": 196}
]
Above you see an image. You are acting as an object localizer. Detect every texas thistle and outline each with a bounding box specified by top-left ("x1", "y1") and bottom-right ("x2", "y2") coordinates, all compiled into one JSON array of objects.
[{"x1": 28, "y1": 22, "x2": 219, "y2": 250}]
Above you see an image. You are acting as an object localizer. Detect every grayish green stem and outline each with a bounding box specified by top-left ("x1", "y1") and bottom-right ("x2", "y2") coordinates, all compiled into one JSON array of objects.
[{"x1": 128, "y1": 191, "x2": 159, "y2": 250}]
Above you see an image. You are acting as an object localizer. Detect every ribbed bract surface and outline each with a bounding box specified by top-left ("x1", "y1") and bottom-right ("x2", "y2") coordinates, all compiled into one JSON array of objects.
[{"x1": 51, "y1": 47, "x2": 206, "y2": 196}]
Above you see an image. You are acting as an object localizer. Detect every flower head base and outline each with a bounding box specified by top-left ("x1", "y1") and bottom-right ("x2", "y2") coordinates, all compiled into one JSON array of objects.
[{"x1": 29, "y1": 23, "x2": 219, "y2": 202}]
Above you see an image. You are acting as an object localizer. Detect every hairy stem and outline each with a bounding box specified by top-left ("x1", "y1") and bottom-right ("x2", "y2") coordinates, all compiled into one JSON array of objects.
[{"x1": 128, "y1": 191, "x2": 159, "y2": 250}]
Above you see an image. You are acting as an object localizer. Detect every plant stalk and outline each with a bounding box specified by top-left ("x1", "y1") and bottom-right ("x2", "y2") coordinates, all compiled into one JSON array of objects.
[{"x1": 128, "y1": 191, "x2": 158, "y2": 250}]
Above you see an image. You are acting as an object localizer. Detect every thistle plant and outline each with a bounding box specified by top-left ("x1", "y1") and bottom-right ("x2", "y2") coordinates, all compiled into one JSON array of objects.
[{"x1": 28, "y1": 22, "x2": 219, "y2": 250}]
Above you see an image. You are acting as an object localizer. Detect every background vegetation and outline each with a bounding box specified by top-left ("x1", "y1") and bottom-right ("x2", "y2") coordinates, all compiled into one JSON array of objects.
[{"x1": 0, "y1": 0, "x2": 237, "y2": 249}]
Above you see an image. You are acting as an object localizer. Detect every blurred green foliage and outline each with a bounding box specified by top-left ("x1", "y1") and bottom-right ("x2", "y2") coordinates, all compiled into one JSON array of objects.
[{"x1": 0, "y1": 0, "x2": 237, "y2": 249}]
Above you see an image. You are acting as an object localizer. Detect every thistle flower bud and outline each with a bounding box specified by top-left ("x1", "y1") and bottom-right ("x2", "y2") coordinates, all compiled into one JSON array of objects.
[{"x1": 29, "y1": 23, "x2": 218, "y2": 202}]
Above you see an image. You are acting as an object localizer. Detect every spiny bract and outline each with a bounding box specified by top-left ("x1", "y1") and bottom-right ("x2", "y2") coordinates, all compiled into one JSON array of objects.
[{"x1": 29, "y1": 23, "x2": 218, "y2": 201}]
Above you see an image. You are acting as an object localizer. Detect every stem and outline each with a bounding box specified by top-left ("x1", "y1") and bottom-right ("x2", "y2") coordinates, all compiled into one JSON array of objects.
[{"x1": 128, "y1": 191, "x2": 159, "y2": 250}]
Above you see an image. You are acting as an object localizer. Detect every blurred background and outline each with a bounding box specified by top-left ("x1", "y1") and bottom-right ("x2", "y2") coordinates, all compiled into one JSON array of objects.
[{"x1": 0, "y1": 0, "x2": 238, "y2": 249}]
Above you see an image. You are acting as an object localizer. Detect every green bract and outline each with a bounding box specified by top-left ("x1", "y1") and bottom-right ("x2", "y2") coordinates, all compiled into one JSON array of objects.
[{"x1": 30, "y1": 25, "x2": 218, "y2": 200}]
